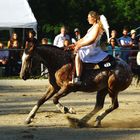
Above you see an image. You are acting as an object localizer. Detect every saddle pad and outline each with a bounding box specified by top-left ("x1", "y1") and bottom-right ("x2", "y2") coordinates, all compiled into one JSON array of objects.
[{"x1": 83, "y1": 55, "x2": 116, "y2": 70}]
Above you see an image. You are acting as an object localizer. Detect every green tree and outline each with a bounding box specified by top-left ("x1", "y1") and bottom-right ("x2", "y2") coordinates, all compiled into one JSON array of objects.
[{"x1": 28, "y1": 0, "x2": 140, "y2": 39}]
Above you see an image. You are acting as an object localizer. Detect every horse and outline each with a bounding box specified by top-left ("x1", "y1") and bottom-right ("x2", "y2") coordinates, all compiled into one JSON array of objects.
[{"x1": 20, "y1": 44, "x2": 132, "y2": 128}]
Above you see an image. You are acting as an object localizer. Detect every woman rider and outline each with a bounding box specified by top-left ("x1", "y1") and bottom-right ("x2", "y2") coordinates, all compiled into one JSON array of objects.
[{"x1": 72, "y1": 11, "x2": 109, "y2": 84}]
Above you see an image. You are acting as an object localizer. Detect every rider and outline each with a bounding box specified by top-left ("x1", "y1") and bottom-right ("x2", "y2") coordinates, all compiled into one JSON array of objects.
[{"x1": 71, "y1": 11, "x2": 109, "y2": 84}]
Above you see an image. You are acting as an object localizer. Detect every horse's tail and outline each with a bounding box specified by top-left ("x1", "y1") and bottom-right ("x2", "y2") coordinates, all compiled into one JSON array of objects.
[{"x1": 116, "y1": 57, "x2": 132, "y2": 75}]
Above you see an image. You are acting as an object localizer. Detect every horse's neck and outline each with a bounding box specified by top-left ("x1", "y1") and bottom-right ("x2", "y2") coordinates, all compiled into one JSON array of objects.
[{"x1": 36, "y1": 47, "x2": 68, "y2": 71}]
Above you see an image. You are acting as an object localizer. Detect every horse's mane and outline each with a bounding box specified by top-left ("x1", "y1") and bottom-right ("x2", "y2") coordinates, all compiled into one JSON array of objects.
[
  {"x1": 35, "y1": 45, "x2": 72, "y2": 69},
  {"x1": 37, "y1": 44, "x2": 66, "y2": 54}
]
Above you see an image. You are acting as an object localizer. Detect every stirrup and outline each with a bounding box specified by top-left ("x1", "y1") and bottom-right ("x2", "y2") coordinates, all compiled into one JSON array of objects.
[{"x1": 69, "y1": 77, "x2": 82, "y2": 85}]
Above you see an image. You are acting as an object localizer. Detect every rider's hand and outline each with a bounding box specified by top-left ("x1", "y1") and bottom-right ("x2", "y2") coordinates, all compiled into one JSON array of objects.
[
  {"x1": 74, "y1": 46, "x2": 79, "y2": 53},
  {"x1": 64, "y1": 44, "x2": 75, "y2": 51},
  {"x1": 74, "y1": 44, "x2": 81, "y2": 53},
  {"x1": 69, "y1": 44, "x2": 75, "y2": 49}
]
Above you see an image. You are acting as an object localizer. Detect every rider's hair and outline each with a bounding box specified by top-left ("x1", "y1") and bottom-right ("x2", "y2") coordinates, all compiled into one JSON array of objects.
[{"x1": 88, "y1": 11, "x2": 103, "y2": 30}]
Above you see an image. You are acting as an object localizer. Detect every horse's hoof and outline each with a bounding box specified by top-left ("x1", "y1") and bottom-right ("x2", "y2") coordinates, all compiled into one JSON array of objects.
[
  {"x1": 66, "y1": 116, "x2": 87, "y2": 128},
  {"x1": 68, "y1": 107, "x2": 76, "y2": 114},
  {"x1": 94, "y1": 121, "x2": 102, "y2": 128},
  {"x1": 24, "y1": 118, "x2": 32, "y2": 124},
  {"x1": 63, "y1": 107, "x2": 76, "y2": 114}
]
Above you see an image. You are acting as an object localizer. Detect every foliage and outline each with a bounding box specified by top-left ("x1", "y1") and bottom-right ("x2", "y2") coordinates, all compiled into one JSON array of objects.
[{"x1": 28, "y1": 0, "x2": 140, "y2": 39}]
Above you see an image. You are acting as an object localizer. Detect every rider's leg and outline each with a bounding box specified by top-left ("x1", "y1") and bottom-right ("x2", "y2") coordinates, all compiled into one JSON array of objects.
[
  {"x1": 74, "y1": 53, "x2": 82, "y2": 83},
  {"x1": 75, "y1": 53, "x2": 82, "y2": 77}
]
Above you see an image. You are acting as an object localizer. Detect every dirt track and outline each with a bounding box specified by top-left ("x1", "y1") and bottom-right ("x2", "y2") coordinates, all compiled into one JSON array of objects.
[{"x1": 0, "y1": 79, "x2": 140, "y2": 140}]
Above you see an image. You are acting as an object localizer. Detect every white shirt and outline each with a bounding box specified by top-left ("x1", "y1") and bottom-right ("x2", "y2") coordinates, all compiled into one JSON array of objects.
[
  {"x1": 137, "y1": 51, "x2": 140, "y2": 65},
  {"x1": 53, "y1": 33, "x2": 70, "y2": 48}
]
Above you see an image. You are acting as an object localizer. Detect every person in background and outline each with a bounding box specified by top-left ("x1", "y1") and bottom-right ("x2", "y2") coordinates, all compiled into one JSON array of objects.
[
  {"x1": 136, "y1": 51, "x2": 140, "y2": 66},
  {"x1": 7, "y1": 32, "x2": 20, "y2": 75},
  {"x1": 0, "y1": 42, "x2": 9, "y2": 76},
  {"x1": 25, "y1": 31, "x2": 39, "y2": 76},
  {"x1": 0, "y1": 42, "x2": 9, "y2": 65},
  {"x1": 107, "y1": 38, "x2": 121, "y2": 58},
  {"x1": 41, "y1": 38, "x2": 48, "y2": 45},
  {"x1": 130, "y1": 29, "x2": 138, "y2": 50},
  {"x1": 53, "y1": 26, "x2": 70, "y2": 48},
  {"x1": 109, "y1": 30, "x2": 118, "y2": 45},
  {"x1": 63, "y1": 39, "x2": 70, "y2": 49},
  {"x1": 74, "y1": 28, "x2": 81, "y2": 41},
  {"x1": 7, "y1": 32, "x2": 19, "y2": 49},
  {"x1": 72, "y1": 28, "x2": 81, "y2": 44},
  {"x1": 118, "y1": 28, "x2": 132, "y2": 63},
  {"x1": 136, "y1": 37, "x2": 140, "y2": 66},
  {"x1": 25, "y1": 30, "x2": 38, "y2": 49},
  {"x1": 129, "y1": 29, "x2": 139, "y2": 67}
]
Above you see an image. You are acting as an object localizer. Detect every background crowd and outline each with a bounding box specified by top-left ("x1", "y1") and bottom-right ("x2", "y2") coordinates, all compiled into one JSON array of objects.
[{"x1": 0, "y1": 25, "x2": 139, "y2": 77}]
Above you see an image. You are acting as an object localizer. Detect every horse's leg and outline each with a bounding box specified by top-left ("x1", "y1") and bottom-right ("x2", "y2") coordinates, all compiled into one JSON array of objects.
[
  {"x1": 25, "y1": 85, "x2": 56, "y2": 124},
  {"x1": 53, "y1": 86, "x2": 76, "y2": 114},
  {"x1": 81, "y1": 89, "x2": 108, "y2": 123},
  {"x1": 67, "y1": 89, "x2": 108, "y2": 128},
  {"x1": 94, "y1": 93, "x2": 119, "y2": 127}
]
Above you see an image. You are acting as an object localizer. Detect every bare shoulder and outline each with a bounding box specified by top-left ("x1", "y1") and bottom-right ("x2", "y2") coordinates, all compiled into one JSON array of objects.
[
  {"x1": 95, "y1": 23, "x2": 100, "y2": 27},
  {"x1": 90, "y1": 24, "x2": 100, "y2": 33},
  {"x1": 91, "y1": 23, "x2": 100, "y2": 30}
]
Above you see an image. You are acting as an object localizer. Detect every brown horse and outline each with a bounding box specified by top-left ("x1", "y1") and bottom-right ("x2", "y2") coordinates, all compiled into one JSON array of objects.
[{"x1": 20, "y1": 45, "x2": 132, "y2": 127}]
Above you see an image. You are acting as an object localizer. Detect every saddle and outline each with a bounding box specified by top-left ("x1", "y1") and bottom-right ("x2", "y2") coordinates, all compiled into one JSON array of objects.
[
  {"x1": 69, "y1": 55, "x2": 116, "y2": 82},
  {"x1": 83, "y1": 55, "x2": 116, "y2": 70}
]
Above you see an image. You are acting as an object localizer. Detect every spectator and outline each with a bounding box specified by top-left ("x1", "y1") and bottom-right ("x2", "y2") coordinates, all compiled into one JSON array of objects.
[
  {"x1": 107, "y1": 38, "x2": 121, "y2": 58},
  {"x1": 7, "y1": 32, "x2": 20, "y2": 49},
  {"x1": 25, "y1": 30, "x2": 38, "y2": 49},
  {"x1": 0, "y1": 42, "x2": 9, "y2": 76},
  {"x1": 136, "y1": 37, "x2": 140, "y2": 66},
  {"x1": 136, "y1": 51, "x2": 140, "y2": 65},
  {"x1": 71, "y1": 28, "x2": 81, "y2": 44},
  {"x1": 118, "y1": 28, "x2": 132, "y2": 63},
  {"x1": 7, "y1": 32, "x2": 21, "y2": 75},
  {"x1": 130, "y1": 29, "x2": 138, "y2": 50},
  {"x1": 0, "y1": 42, "x2": 9, "y2": 65},
  {"x1": 63, "y1": 39, "x2": 71, "y2": 50},
  {"x1": 25, "y1": 31, "x2": 39, "y2": 76},
  {"x1": 53, "y1": 26, "x2": 70, "y2": 48},
  {"x1": 109, "y1": 30, "x2": 118, "y2": 45},
  {"x1": 25, "y1": 30, "x2": 41, "y2": 75},
  {"x1": 129, "y1": 29, "x2": 139, "y2": 66},
  {"x1": 41, "y1": 38, "x2": 48, "y2": 45}
]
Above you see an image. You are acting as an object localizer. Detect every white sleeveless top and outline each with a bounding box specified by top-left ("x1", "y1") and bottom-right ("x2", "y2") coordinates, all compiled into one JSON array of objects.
[
  {"x1": 136, "y1": 51, "x2": 140, "y2": 65},
  {"x1": 78, "y1": 25, "x2": 108, "y2": 63}
]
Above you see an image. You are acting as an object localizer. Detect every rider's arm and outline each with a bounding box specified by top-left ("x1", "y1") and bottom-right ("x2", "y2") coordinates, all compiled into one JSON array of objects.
[{"x1": 74, "y1": 24, "x2": 99, "y2": 52}]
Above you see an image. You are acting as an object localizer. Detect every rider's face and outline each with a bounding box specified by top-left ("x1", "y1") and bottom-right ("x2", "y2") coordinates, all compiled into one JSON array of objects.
[{"x1": 87, "y1": 15, "x2": 96, "y2": 25}]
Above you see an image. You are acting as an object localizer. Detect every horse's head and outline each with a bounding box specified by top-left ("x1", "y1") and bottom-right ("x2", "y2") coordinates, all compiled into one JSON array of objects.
[{"x1": 20, "y1": 47, "x2": 33, "y2": 80}]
